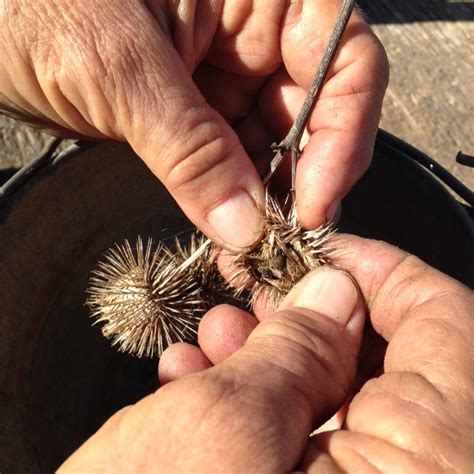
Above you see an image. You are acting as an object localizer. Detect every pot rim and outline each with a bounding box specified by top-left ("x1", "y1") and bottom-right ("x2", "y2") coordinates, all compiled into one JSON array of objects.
[{"x1": 0, "y1": 129, "x2": 472, "y2": 236}]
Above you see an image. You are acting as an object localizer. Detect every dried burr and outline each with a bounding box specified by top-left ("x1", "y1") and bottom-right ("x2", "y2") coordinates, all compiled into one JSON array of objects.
[
  {"x1": 87, "y1": 235, "x2": 236, "y2": 358},
  {"x1": 231, "y1": 195, "x2": 336, "y2": 311}
]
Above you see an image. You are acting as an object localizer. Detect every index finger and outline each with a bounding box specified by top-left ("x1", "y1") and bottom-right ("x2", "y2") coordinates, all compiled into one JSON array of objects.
[{"x1": 280, "y1": 1, "x2": 389, "y2": 227}]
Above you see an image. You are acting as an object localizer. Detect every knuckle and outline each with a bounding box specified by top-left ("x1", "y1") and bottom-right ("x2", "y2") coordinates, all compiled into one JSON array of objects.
[
  {"x1": 161, "y1": 370, "x2": 241, "y2": 435},
  {"x1": 366, "y1": 32, "x2": 390, "y2": 94},
  {"x1": 348, "y1": 372, "x2": 465, "y2": 470},
  {"x1": 159, "y1": 108, "x2": 240, "y2": 198}
]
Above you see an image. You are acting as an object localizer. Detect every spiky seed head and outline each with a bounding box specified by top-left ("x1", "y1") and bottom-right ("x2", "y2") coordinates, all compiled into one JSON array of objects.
[
  {"x1": 87, "y1": 197, "x2": 336, "y2": 357},
  {"x1": 174, "y1": 233, "x2": 244, "y2": 308},
  {"x1": 87, "y1": 234, "x2": 242, "y2": 358},
  {"x1": 231, "y1": 194, "x2": 336, "y2": 311},
  {"x1": 87, "y1": 237, "x2": 208, "y2": 358}
]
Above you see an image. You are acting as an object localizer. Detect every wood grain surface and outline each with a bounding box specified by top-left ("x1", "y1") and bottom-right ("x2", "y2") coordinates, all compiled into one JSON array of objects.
[
  {"x1": 1, "y1": 0, "x2": 472, "y2": 191},
  {"x1": 361, "y1": 0, "x2": 474, "y2": 191}
]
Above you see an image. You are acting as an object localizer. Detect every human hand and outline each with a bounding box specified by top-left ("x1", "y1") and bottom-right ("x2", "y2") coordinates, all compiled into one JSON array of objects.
[
  {"x1": 59, "y1": 236, "x2": 473, "y2": 472},
  {"x1": 0, "y1": 1, "x2": 388, "y2": 249}
]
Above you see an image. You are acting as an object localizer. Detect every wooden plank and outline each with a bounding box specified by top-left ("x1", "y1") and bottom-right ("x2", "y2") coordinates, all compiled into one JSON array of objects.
[{"x1": 365, "y1": 2, "x2": 474, "y2": 191}]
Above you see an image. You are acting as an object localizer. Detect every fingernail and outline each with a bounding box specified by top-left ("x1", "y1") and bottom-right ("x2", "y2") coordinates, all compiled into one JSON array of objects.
[
  {"x1": 293, "y1": 269, "x2": 358, "y2": 326},
  {"x1": 207, "y1": 190, "x2": 264, "y2": 250},
  {"x1": 326, "y1": 200, "x2": 341, "y2": 223}
]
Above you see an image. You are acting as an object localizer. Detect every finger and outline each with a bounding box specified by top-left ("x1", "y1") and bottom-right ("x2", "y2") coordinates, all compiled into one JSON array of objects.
[
  {"x1": 252, "y1": 290, "x2": 273, "y2": 320},
  {"x1": 159, "y1": 306, "x2": 258, "y2": 382},
  {"x1": 60, "y1": 267, "x2": 365, "y2": 472},
  {"x1": 216, "y1": 249, "x2": 252, "y2": 289},
  {"x1": 204, "y1": 267, "x2": 366, "y2": 471},
  {"x1": 198, "y1": 304, "x2": 258, "y2": 365},
  {"x1": 332, "y1": 234, "x2": 472, "y2": 390},
  {"x1": 193, "y1": 62, "x2": 266, "y2": 124},
  {"x1": 158, "y1": 343, "x2": 212, "y2": 385},
  {"x1": 331, "y1": 233, "x2": 473, "y2": 389},
  {"x1": 329, "y1": 234, "x2": 468, "y2": 339},
  {"x1": 258, "y1": 68, "x2": 306, "y2": 141},
  {"x1": 312, "y1": 396, "x2": 351, "y2": 435},
  {"x1": 116, "y1": 12, "x2": 265, "y2": 250},
  {"x1": 312, "y1": 235, "x2": 474, "y2": 470},
  {"x1": 233, "y1": 108, "x2": 276, "y2": 176},
  {"x1": 18, "y1": 2, "x2": 265, "y2": 251},
  {"x1": 280, "y1": 1, "x2": 389, "y2": 227},
  {"x1": 233, "y1": 108, "x2": 276, "y2": 153}
]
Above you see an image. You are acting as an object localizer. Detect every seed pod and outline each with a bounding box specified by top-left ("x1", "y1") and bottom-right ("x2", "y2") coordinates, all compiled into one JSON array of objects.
[
  {"x1": 87, "y1": 198, "x2": 336, "y2": 357},
  {"x1": 174, "y1": 233, "x2": 242, "y2": 309},
  {"x1": 231, "y1": 195, "x2": 336, "y2": 311},
  {"x1": 87, "y1": 237, "x2": 209, "y2": 358}
]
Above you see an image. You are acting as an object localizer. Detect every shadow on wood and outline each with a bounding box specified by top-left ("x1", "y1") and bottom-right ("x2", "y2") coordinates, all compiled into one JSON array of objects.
[{"x1": 358, "y1": 0, "x2": 474, "y2": 24}]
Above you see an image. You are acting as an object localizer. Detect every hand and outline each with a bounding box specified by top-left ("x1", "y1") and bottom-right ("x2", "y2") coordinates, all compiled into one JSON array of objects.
[
  {"x1": 0, "y1": 1, "x2": 388, "y2": 249},
  {"x1": 59, "y1": 236, "x2": 473, "y2": 472}
]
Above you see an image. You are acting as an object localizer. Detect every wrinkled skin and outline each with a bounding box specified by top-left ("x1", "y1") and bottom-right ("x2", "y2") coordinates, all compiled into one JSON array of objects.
[
  {"x1": 0, "y1": 0, "x2": 388, "y2": 250},
  {"x1": 7, "y1": 2, "x2": 468, "y2": 472},
  {"x1": 59, "y1": 236, "x2": 474, "y2": 472}
]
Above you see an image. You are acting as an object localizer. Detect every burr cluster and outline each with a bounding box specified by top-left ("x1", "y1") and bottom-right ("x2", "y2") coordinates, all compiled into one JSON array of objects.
[
  {"x1": 232, "y1": 196, "x2": 336, "y2": 311},
  {"x1": 87, "y1": 196, "x2": 336, "y2": 358},
  {"x1": 87, "y1": 234, "x2": 236, "y2": 358}
]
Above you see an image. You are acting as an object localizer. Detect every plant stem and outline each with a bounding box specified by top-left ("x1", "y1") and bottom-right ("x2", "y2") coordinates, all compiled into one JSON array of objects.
[
  {"x1": 191, "y1": 0, "x2": 355, "y2": 257},
  {"x1": 263, "y1": 0, "x2": 356, "y2": 198}
]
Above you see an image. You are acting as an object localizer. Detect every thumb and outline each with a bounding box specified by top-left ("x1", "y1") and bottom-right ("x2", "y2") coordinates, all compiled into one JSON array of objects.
[
  {"x1": 211, "y1": 267, "x2": 366, "y2": 471},
  {"x1": 58, "y1": 268, "x2": 365, "y2": 472},
  {"x1": 0, "y1": 1, "x2": 264, "y2": 250},
  {"x1": 119, "y1": 27, "x2": 264, "y2": 250}
]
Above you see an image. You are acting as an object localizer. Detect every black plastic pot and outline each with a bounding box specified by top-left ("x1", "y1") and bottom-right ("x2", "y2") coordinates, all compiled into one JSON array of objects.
[{"x1": 0, "y1": 130, "x2": 472, "y2": 472}]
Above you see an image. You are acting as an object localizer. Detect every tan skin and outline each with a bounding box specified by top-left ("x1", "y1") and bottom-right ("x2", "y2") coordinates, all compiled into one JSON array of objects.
[
  {"x1": 0, "y1": 0, "x2": 388, "y2": 250},
  {"x1": 59, "y1": 236, "x2": 473, "y2": 472},
  {"x1": 2, "y1": 1, "x2": 471, "y2": 472}
]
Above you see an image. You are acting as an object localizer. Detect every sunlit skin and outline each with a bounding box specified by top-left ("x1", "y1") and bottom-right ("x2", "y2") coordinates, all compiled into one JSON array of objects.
[
  {"x1": 0, "y1": 0, "x2": 388, "y2": 250},
  {"x1": 59, "y1": 236, "x2": 473, "y2": 472},
  {"x1": 3, "y1": 1, "x2": 471, "y2": 472}
]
